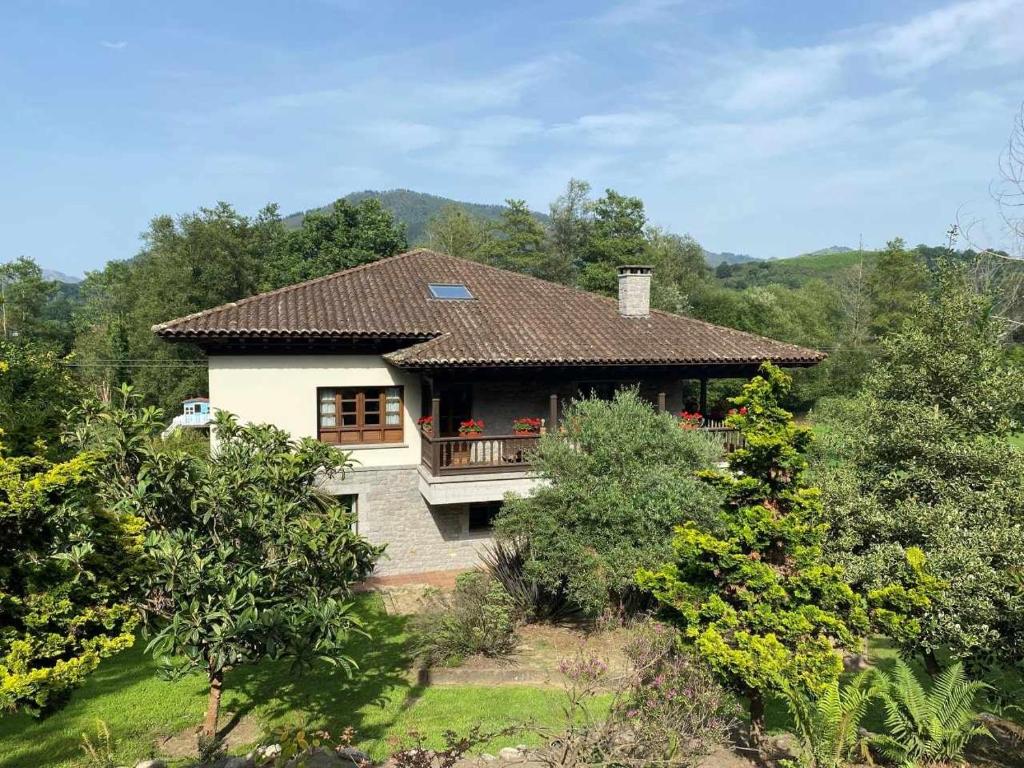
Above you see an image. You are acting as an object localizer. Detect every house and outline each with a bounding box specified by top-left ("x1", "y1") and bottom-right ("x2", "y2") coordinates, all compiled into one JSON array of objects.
[
  {"x1": 161, "y1": 396, "x2": 213, "y2": 438},
  {"x1": 153, "y1": 249, "x2": 824, "y2": 579}
]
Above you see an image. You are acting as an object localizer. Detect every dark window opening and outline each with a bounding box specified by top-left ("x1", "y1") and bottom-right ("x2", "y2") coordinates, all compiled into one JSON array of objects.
[{"x1": 468, "y1": 501, "x2": 502, "y2": 532}]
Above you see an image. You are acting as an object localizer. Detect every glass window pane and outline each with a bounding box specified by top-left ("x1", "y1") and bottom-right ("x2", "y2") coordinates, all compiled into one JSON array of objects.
[
  {"x1": 364, "y1": 412, "x2": 380, "y2": 425},
  {"x1": 320, "y1": 402, "x2": 336, "y2": 415},
  {"x1": 428, "y1": 283, "x2": 474, "y2": 300},
  {"x1": 342, "y1": 414, "x2": 358, "y2": 426},
  {"x1": 320, "y1": 415, "x2": 336, "y2": 427}
]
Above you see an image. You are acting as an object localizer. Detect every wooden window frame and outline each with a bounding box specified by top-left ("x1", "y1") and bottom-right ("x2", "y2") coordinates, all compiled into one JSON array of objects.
[{"x1": 317, "y1": 386, "x2": 404, "y2": 445}]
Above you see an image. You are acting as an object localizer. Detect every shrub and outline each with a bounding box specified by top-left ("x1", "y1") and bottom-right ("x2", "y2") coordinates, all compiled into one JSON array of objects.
[
  {"x1": 495, "y1": 388, "x2": 721, "y2": 617},
  {"x1": 871, "y1": 660, "x2": 991, "y2": 767},
  {"x1": 813, "y1": 265, "x2": 1024, "y2": 671},
  {"x1": 638, "y1": 363, "x2": 869, "y2": 745},
  {"x1": 412, "y1": 572, "x2": 518, "y2": 666},
  {"x1": 535, "y1": 621, "x2": 736, "y2": 767},
  {"x1": 481, "y1": 539, "x2": 575, "y2": 622}
]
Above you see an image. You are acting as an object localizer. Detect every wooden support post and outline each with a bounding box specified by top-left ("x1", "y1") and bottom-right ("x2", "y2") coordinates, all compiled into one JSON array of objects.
[
  {"x1": 549, "y1": 394, "x2": 558, "y2": 433},
  {"x1": 657, "y1": 392, "x2": 666, "y2": 412},
  {"x1": 431, "y1": 397, "x2": 441, "y2": 469},
  {"x1": 699, "y1": 377, "x2": 708, "y2": 415}
]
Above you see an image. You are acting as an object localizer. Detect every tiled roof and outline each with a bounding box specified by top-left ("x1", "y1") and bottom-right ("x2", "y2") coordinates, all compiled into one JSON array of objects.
[{"x1": 153, "y1": 249, "x2": 825, "y2": 368}]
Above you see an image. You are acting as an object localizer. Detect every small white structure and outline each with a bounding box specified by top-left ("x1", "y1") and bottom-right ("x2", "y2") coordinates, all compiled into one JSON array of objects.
[{"x1": 162, "y1": 396, "x2": 212, "y2": 437}]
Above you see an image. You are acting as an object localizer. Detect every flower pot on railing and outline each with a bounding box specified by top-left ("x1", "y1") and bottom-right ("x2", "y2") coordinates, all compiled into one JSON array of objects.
[
  {"x1": 678, "y1": 411, "x2": 703, "y2": 430},
  {"x1": 457, "y1": 419, "x2": 485, "y2": 438},
  {"x1": 511, "y1": 417, "x2": 542, "y2": 435},
  {"x1": 417, "y1": 415, "x2": 433, "y2": 436}
]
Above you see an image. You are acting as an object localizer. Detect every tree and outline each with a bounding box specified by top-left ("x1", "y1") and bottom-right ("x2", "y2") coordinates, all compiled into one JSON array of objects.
[
  {"x1": 637, "y1": 364, "x2": 869, "y2": 744},
  {"x1": 867, "y1": 238, "x2": 928, "y2": 337},
  {"x1": 495, "y1": 389, "x2": 721, "y2": 617},
  {"x1": 815, "y1": 263, "x2": 1024, "y2": 671},
  {"x1": 0, "y1": 257, "x2": 73, "y2": 348},
  {"x1": 578, "y1": 189, "x2": 647, "y2": 294},
  {"x1": 0, "y1": 340, "x2": 82, "y2": 458},
  {"x1": 645, "y1": 229, "x2": 709, "y2": 314},
  {"x1": 267, "y1": 198, "x2": 407, "y2": 286},
  {"x1": 0, "y1": 435, "x2": 141, "y2": 715},
  {"x1": 425, "y1": 204, "x2": 494, "y2": 261},
  {"x1": 484, "y1": 199, "x2": 554, "y2": 278},
  {"x1": 132, "y1": 411, "x2": 382, "y2": 738},
  {"x1": 548, "y1": 178, "x2": 592, "y2": 283}
]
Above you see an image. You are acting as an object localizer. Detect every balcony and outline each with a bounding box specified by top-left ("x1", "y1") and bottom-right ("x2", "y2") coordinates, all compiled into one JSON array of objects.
[{"x1": 420, "y1": 433, "x2": 540, "y2": 476}]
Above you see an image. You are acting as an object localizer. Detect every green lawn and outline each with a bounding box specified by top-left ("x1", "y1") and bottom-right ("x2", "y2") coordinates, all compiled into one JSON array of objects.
[{"x1": 0, "y1": 595, "x2": 581, "y2": 768}]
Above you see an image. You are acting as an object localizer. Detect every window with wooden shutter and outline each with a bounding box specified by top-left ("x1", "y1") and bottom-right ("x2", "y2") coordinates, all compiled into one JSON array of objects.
[{"x1": 317, "y1": 386, "x2": 404, "y2": 444}]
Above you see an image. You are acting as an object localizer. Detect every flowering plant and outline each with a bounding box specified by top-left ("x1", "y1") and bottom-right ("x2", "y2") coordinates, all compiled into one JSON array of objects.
[
  {"x1": 511, "y1": 417, "x2": 542, "y2": 434},
  {"x1": 678, "y1": 411, "x2": 703, "y2": 430},
  {"x1": 458, "y1": 419, "x2": 485, "y2": 436},
  {"x1": 726, "y1": 407, "x2": 748, "y2": 417},
  {"x1": 417, "y1": 415, "x2": 433, "y2": 433}
]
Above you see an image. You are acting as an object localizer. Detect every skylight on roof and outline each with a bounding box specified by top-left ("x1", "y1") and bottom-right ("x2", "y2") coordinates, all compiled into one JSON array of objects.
[{"x1": 428, "y1": 283, "x2": 474, "y2": 300}]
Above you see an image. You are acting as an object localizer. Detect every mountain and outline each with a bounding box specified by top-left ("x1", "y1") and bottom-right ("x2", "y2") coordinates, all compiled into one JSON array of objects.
[
  {"x1": 41, "y1": 268, "x2": 82, "y2": 284},
  {"x1": 703, "y1": 250, "x2": 761, "y2": 267},
  {"x1": 283, "y1": 189, "x2": 549, "y2": 244}
]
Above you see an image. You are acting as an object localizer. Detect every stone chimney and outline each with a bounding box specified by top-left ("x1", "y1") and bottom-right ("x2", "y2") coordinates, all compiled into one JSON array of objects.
[{"x1": 617, "y1": 265, "x2": 652, "y2": 318}]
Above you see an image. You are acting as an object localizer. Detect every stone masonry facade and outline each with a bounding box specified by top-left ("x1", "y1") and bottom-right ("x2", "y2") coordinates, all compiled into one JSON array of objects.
[{"x1": 320, "y1": 464, "x2": 494, "y2": 577}]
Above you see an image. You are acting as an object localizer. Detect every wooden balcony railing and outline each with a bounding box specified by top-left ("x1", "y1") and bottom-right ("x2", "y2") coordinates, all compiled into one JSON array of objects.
[
  {"x1": 421, "y1": 432, "x2": 541, "y2": 476},
  {"x1": 419, "y1": 422, "x2": 745, "y2": 477}
]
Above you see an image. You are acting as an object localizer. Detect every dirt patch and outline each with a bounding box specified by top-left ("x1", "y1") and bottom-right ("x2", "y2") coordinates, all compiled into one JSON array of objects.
[
  {"x1": 424, "y1": 622, "x2": 631, "y2": 687},
  {"x1": 156, "y1": 713, "x2": 263, "y2": 759}
]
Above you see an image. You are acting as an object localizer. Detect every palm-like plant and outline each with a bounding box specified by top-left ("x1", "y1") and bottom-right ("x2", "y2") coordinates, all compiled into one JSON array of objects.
[
  {"x1": 872, "y1": 660, "x2": 991, "y2": 767},
  {"x1": 782, "y1": 670, "x2": 882, "y2": 768}
]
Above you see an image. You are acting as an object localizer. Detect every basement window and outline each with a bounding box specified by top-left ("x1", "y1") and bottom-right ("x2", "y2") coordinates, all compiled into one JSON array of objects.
[{"x1": 428, "y1": 283, "x2": 474, "y2": 300}]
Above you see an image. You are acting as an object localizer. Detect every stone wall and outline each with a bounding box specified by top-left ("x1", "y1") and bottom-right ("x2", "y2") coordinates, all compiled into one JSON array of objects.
[{"x1": 320, "y1": 465, "x2": 493, "y2": 576}]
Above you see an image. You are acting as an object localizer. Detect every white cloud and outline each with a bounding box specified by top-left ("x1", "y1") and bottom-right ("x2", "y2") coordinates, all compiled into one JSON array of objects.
[
  {"x1": 872, "y1": 0, "x2": 1024, "y2": 74},
  {"x1": 712, "y1": 44, "x2": 847, "y2": 112},
  {"x1": 100, "y1": 40, "x2": 127, "y2": 50}
]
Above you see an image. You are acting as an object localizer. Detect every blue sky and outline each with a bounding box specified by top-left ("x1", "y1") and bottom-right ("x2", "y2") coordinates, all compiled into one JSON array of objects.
[{"x1": 3, "y1": 0, "x2": 1024, "y2": 275}]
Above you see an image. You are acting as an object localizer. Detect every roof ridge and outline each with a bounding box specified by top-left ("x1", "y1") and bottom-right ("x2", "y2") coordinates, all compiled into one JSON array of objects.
[{"x1": 151, "y1": 249, "x2": 427, "y2": 331}]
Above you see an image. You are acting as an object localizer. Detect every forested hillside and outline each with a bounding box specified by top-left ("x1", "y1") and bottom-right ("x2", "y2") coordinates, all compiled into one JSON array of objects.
[
  {"x1": 3, "y1": 178, "x2": 1022, "y2": 428},
  {"x1": 283, "y1": 188, "x2": 549, "y2": 244}
]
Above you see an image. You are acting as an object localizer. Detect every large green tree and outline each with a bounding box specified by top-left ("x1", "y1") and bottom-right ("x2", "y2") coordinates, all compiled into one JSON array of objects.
[
  {"x1": 265, "y1": 197, "x2": 407, "y2": 287},
  {"x1": 129, "y1": 412, "x2": 382, "y2": 738},
  {"x1": 638, "y1": 364, "x2": 869, "y2": 743},
  {"x1": 424, "y1": 204, "x2": 495, "y2": 261},
  {"x1": 0, "y1": 340, "x2": 82, "y2": 458},
  {"x1": 0, "y1": 257, "x2": 75, "y2": 349},
  {"x1": 495, "y1": 389, "x2": 721, "y2": 617},
  {"x1": 867, "y1": 238, "x2": 929, "y2": 338},
  {"x1": 578, "y1": 189, "x2": 647, "y2": 294},
  {"x1": 815, "y1": 264, "x2": 1024, "y2": 671}
]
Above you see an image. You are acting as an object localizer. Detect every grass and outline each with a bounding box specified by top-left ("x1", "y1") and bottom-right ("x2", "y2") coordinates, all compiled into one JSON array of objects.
[{"x1": 0, "y1": 595, "x2": 584, "y2": 768}]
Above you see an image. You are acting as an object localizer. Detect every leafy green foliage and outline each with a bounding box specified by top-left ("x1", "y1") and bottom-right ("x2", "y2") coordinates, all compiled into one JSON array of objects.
[
  {"x1": 815, "y1": 264, "x2": 1024, "y2": 666},
  {"x1": 0, "y1": 437, "x2": 141, "y2": 715},
  {"x1": 637, "y1": 364, "x2": 869, "y2": 739},
  {"x1": 0, "y1": 339, "x2": 83, "y2": 458},
  {"x1": 781, "y1": 670, "x2": 882, "y2": 768},
  {"x1": 1, "y1": 257, "x2": 76, "y2": 349},
  {"x1": 496, "y1": 388, "x2": 721, "y2": 617},
  {"x1": 87, "y1": 407, "x2": 384, "y2": 736},
  {"x1": 872, "y1": 660, "x2": 991, "y2": 766},
  {"x1": 412, "y1": 572, "x2": 518, "y2": 667}
]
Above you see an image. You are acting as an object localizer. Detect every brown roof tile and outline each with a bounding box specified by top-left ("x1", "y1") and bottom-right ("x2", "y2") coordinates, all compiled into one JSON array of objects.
[{"x1": 153, "y1": 249, "x2": 825, "y2": 368}]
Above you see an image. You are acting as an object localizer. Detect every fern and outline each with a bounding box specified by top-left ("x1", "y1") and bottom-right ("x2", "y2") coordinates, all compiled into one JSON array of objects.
[
  {"x1": 782, "y1": 670, "x2": 882, "y2": 768},
  {"x1": 873, "y1": 660, "x2": 992, "y2": 767}
]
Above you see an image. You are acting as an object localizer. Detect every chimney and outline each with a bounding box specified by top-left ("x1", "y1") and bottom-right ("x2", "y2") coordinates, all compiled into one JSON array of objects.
[{"x1": 617, "y1": 265, "x2": 652, "y2": 318}]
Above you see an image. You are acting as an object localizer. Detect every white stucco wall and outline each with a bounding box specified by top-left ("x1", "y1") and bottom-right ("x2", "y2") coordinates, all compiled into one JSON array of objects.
[{"x1": 207, "y1": 354, "x2": 422, "y2": 468}]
